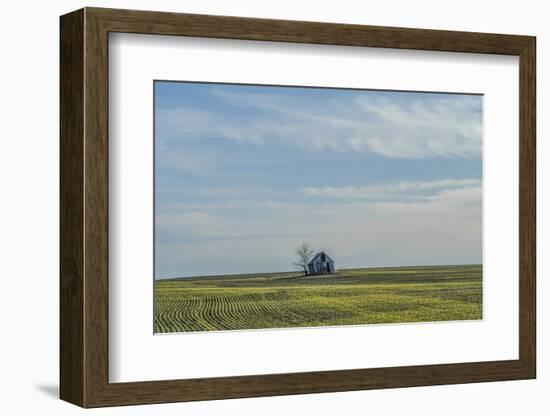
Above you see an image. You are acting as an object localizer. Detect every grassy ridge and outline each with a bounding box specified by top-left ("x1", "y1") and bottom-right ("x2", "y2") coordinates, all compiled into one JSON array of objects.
[{"x1": 154, "y1": 264, "x2": 482, "y2": 333}]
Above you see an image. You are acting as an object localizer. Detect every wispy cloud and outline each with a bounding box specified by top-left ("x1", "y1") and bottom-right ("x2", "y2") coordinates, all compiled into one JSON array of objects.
[
  {"x1": 155, "y1": 183, "x2": 482, "y2": 278},
  {"x1": 355, "y1": 95, "x2": 482, "y2": 158},
  {"x1": 157, "y1": 88, "x2": 482, "y2": 159},
  {"x1": 304, "y1": 178, "x2": 481, "y2": 200}
]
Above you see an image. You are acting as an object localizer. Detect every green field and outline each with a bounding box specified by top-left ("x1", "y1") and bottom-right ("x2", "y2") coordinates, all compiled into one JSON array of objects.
[{"x1": 154, "y1": 264, "x2": 482, "y2": 333}]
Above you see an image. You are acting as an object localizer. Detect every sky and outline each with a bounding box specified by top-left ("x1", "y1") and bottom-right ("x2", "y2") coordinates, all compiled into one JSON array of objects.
[{"x1": 154, "y1": 81, "x2": 483, "y2": 279}]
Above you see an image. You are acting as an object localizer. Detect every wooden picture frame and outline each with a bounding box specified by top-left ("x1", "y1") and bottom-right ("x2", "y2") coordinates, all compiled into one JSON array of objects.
[{"x1": 60, "y1": 7, "x2": 536, "y2": 408}]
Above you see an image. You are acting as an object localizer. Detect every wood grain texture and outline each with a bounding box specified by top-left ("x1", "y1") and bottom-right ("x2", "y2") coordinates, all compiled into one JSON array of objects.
[
  {"x1": 83, "y1": 10, "x2": 110, "y2": 406},
  {"x1": 518, "y1": 38, "x2": 536, "y2": 375},
  {"x1": 59, "y1": 8, "x2": 84, "y2": 406},
  {"x1": 59, "y1": 7, "x2": 537, "y2": 408},
  {"x1": 88, "y1": 7, "x2": 532, "y2": 54}
]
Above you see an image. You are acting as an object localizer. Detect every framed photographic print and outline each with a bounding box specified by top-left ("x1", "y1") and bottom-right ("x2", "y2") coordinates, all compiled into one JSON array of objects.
[{"x1": 60, "y1": 7, "x2": 536, "y2": 407}]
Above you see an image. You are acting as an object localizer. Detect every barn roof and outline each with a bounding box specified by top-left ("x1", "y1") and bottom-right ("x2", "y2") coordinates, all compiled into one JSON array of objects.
[{"x1": 308, "y1": 251, "x2": 334, "y2": 265}]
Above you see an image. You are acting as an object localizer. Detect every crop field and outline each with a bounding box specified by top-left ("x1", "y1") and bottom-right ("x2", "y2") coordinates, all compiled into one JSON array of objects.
[{"x1": 154, "y1": 264, "x2": 482, "y2": 333}]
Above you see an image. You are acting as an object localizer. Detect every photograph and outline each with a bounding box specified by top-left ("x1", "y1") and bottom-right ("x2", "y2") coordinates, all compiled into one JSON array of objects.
[{"x1": 153, "y1": 81, "x2": 483, "y2": 333}]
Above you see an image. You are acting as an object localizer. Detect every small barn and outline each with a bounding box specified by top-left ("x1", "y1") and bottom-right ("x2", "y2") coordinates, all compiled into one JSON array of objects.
[{"x1": 307, "y1": 251, "x2": 335, "y2": 275}]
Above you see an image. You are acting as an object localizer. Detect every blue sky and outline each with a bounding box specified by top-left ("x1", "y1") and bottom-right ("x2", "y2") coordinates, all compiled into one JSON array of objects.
[{"x1": 155, "y1": 81, "x2": 482, "y2": 279}]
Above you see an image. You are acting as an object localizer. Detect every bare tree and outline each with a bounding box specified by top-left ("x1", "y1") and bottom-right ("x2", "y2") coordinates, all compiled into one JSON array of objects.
[{"x1": 294, "y1": 242, "x2": 314, "y2": 276}]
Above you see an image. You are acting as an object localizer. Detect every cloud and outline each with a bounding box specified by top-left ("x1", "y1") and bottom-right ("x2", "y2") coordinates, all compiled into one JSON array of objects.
[
  {"x1": 355, "y1": 95, "x2": 482, "y2": 158},
  {"x1": 304, "y1": 178, "x2": 481, "y2": 200},
  {"x1": 155, "y1": 178, "x2": 482, "y2": 278},
  {"x1": 156, "y1": 88, "x2": 482, "y2": 159}
]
